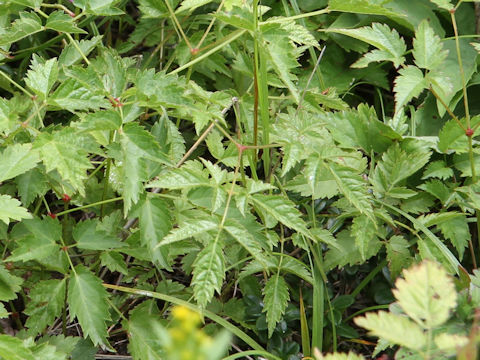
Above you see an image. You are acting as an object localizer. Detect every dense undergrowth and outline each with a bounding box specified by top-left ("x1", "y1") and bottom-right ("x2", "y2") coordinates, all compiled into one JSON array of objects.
[{"x1": 1, "y1": 0, "x2": 480, "y2": 359}]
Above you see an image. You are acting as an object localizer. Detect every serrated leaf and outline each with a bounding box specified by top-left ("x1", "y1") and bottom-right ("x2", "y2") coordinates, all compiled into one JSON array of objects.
[
  {"x1": 68, "y1": 265, "x2": 111, "y2": 346},
  {"x1": 437, "y1": 117, "x2": 480, "y2": 154},
  {"x1": 329, "y1": 0, "x2": 399, "y2": 17},
  {"x1": 422, "y1": 160, "x2": 453, "y2": 180},
  {"x1": 45, "y1": 11, "x2": 86, "y2": 34},
  {"x1": 125, "y1": 300, "x2": 166, "y2": 360},
  {"x1": 59, "y1": 36, "x2": 103, "y2": 67},
  {"x1": 8, "y1": 218, "x2": 61, "y2": 262},
  {"x1": 394, "y1": 65, "x2": 428, "y2": 114},
  {"x1": 0, "y1": 264, "x2": 23, "y2": 301},
  {"x1": 49, "y1": 78, "x2": 109, "y2": 111},
  {"x1": 0, "y1": 194, "x2": 32, "y2": 225},
  {"x1": 120, "y1": 122, "x2": 171, "y2": 213},
  {"x1": 176, "y1": 0, "x2": 212, "y2": 13},
  {"x1": 354, "y1": 311, "x2": 426, "y2": 350},
  {"x1": 437, "y1": 214, "x2": 470, "y2": 260},
  {"x1": 0, "y1": 143, "x2": 40, "y2": 182},
  {"x1": 147, "y1": 160, "x2": 210, "y2": 189},
  {"x1": 77, "y1": 110, "x2": 122, "y2": 132},
  {"x1": 100, "y1": 252, "x2": 128, "y2": 275},
  {"x1": 326, "y1": 23, "x2": 406, "y2": 68},
  {"x1": 25, "y1": 56, "x2": 59, "y2": 99},
  {"x1": 386, "y1": 236, "x2": 412, "y2": 278},
  {"x1": 159, "y1": 218, "x2": 218, "y2": 246},
  {"x1": 417, "y1": 179, "x2": 451, "y2": 203},
  {"x1": 192, "y1": 240, "x2": 225, "y2": 307},
  {"x1": 73, "y1": 219, "x2": 124, "y2": 250},
  {"x1": 224, "y1": 219, "x2": 269, "y2": 267},
  {"x1": 73, "y1": 0, "x2": 124, "y2": 15},
  {"x1": 0, "y1": 335, "x2": 35, "y2": 360},
  {"x1": 251, "y1": 194, "x2": 310, "y2": 236},
  {"x1": 15, "y1": 168, "x2": 49, "y2": 206},
  {"x1": 429, "y1": 0, "x2": 453, "y2": 10},
  {"x1": 413, "y1": 20, "x2": 448, "y2": 70},
  {"x1": 394, "y1": 261, "x2": 456, "y2": 328},
  {"x1": 24, "y1": 279, "x2": 66, "y2": 335},
  {"x1": 263, "y1": 274, "x2": 289, "y2": 337},
  {"x1": 351, "y1": 215, "x2": 379, "y2": 261},
  {"x1": 0, "y1": 12, "x2": 43, "y2": 46},
  {"x1": 138, "y1": 196, "x2": 171, "y2": 269},
  {"x1": 34, "y1": 128, "x2": 97, "y2": 195},
  {"x1": 327, "y1": 163, "x2": 374, "y2": 220}
]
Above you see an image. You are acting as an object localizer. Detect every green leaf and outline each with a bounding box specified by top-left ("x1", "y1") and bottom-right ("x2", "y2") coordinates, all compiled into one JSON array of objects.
[
  {"x1": 327, "y1": 163, "x2": 374, "y2": 220},
  {"x1": 25, "y1": 56, "x2": 59, "y2": 99},
  {"x1": 437, "y1": 214, "x2": 470, "y2": 260},
  {"x1": 394, "y1": 65, "x2": 428, "y2": 114},
  {"x1": 77, "y1": 110, "x2": 122, "y2": 132},
  {"x1": 100, "y1": 252, "x2": 128, "y2": 275},
  {"x1": 354, "y1": 311, "x2": 426, "y2": 350},
  {"x1": 0, "y1": 12, "x2": 43, "y2": 46},
  {"x1": 0, "y1": 143, "x2": 40, "y2": 183},
  {"x1": 8, "y1": 0, "x2": 42, "y2": 7},
  {"x1": 59, "y1": 36, "x2": 103, "y2": 67},
  {"x1": 315, "y1": 352, "x2": 365, "y2": 360},
  {"x1": 8, "y1": 218, "x2": 61, "y2": 262},
  {"x1": 326, "y1": 23, "x2": 406, "y2": 68},
  {"x1": 417, "y1": 179, "x2": 451, "y2": 204},
  {"x1": 386, "y1": 236, "x2": 412, "y2": 278},
  {"x1": 351, "y1": 215, "x2": 379, "y2": 261},
  {"x1": 176, "y1": 0, "x2": 212, "y2": 13},
  {"x1": 34, "y1": 128, "x2": 96, "y2": 195},
  {"x1": 437, "y1": 117, "x2": 480, "y2": 154},
  {"x1": 120, "y1": 123, "x2": 171, "y2": 213},
  {"x1": 0, "y1": 335, "x2": 35, "y2": 360},
  {"x1": 428, "y1": 0, "x2": 453, "y2": 10},
  {"x1": 24, "y1": 279, "x2": 66, "y2": 335},
  {"x1": 73, "y1": 0, "x2": 124, "y2": 15},
  {"x1": 329, "y1": 0, "x2": 399, "y2": 17},
  {"x1": 73, "y1": 219, "x2": 124, "y2": 250},
  {"x1": 45, "y1": 11, "x2": 86, "y2": 34},
  {"x1": 224, "y1": 219, "x2": 269, "y2": 267},
  {"x1": 147, "y1": 160, "x2": 210, "y2": 189},
  {"x1": 394, "y1": 261, "x2": 456, "y2": 328},
  {"x1": 192, "y1": 240, "x2": 225, "y2": 307},
  {"x1": 68, "y1": 265, "x2": 111, "y2": 346},
  {"x1": 138, "y1": 196, "x2": 172, "y2": 269},
  {"x1": 263, "y1": 274, "x2": 290, "y2": 337},
  {"x1": 0, "y1": 99, "x2": 17, "y2": 136},
  {"x1": 0, "y1": 264, "x2": 23, "y2": 301},
  {"x1": 49, "y1": 78, "x2": 110, "y2": 111},
  {"x1": 251, "y1": 194, "x2": 310, "y2": 237},
  {"x1": 160, "y1": 218, "x2": 218, "y2": 246},
  {"x1": 413, "y1": 20, "x2": 448, "y2": 70},
  {"x1": 15, "y1": 168, "x2": 49, "y2": 207},
  {"x1": 125, "y1": 300, "x2": 166, "y2": 360},
  {"x1": 0, "y1": 194, "x2": 32, "y2": 225},
  {"x1": 421, "y1": 160, "x2": 453, "y2": 180}
]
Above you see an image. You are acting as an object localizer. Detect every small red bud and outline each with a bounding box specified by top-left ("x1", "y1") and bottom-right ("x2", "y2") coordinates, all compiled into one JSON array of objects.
[
  {"x1": 191, "y1": 48, "x2": 200, "y2": 56},
  {"x1": 62, "y1": 194, "x2": 71, "y2": 202},
  {"x1": 466, "y1": 128, "x2": 474, "y2": 137},
  {"x1": 5, "y1": 262, "x2": 13, "y2": 270},
  {"x1": 47, "y1": 212, "x2": 57, "y2": 219},
  {"x1": 61, "y1": 246, "x2": 68, "y2": 252},
  {"x1": 449, "y1": 8, "x2": 455, "y2": 14}
]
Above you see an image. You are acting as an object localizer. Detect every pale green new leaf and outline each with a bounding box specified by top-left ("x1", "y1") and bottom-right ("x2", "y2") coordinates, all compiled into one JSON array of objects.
[
  {"x1": 413, "y1": 20, "x2": 448, "y2": 70},
  {"x1": 326, "y1": 23, "x2": 406, "y2": 68},
  {"x1": 429, "y1": 0, "x2": 453, "y2": 10},
  {"x1": 394, "y1": 261, "x2": 456, "y2": 328},
  {"x1": 34, "y1": 128, "x2": 96, "y2": 195},
  {"x1": 24, "y1": 279, "x2": 66, "y2": 335},
  {"x1": 192, "y1": 240, "x2": 225, "y2": 307},
  {"x1": 328, "y1": 0, "x2": 398, "y2": 17},
  {"x1": 147, "y1": 160, "x2": 210, "y2": 189},
  {"x1": 0, "y1": 143, "x2": 40, "y2": 182},
  {"x1": 0, "y1": 335, "x2": 34, "y2": 360},
  {"x1": 394, "y1": 65, "x2": 428, "y2": 114},
  {"x1": 0, "y1": 195, "x2": 32, "y2": 225},
  {"x1": 25, "y1": 56, "x2": 59, "y2": 99},
  {"x1": 125, "y1": 300, "x2": 166, "y2": 360},
  {"x1": 138, "y1": 197, "x2": 172, "y2": 269},
  {"x1": 327, "y1": 163, "x2": 374, "y2": 220},
  {"x1": 8, "y1": 0, "x2": 42, "y2": 7},
  {"x1": 45, "y1": 11, "x2": 87, "y2": 34},
  {"x1": 263, "y1": 274, "x2": 289, "y2": 337},
  {"x1": 351, "y1": 215, "x2": 379, "y2": 261},
  {"x1": 0, "y1": 264, "x2": 23, "y2": 301},
  {"x1": 0, "y1": 12, "x2": 43, "y2": 46},
  {"x1": 68, "y1": 265, "x2": 111, "y2": 346},
  {"x1": 8, "y1": 218, "x2": 61, "y2": 262},
  {"x1": 315, "y1": 352, "x2": 364, "y2": 360},
  {"x1": 355, "y1": 311, "x2": 426, "y2": 350},
  {"x1": 434, "y1": 333, "x2": 469, "y2": 354},
  {"x1": 59, "y1": 36, "x2": 103, "y2": 67}
]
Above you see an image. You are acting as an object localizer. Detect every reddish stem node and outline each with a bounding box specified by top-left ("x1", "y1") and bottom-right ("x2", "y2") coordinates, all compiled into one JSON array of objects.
[
  {"x1": 190, "y1": 48, "x2": 200, "y2": 56},
  {"x1": 47, "y1": 212, "x2": 57, "y2": 219},
  {"x1": 62, "y1": 194, "x2": 71, "y2": 202},
  {"x1": 466, "y1": 127, "x2": 474, "y2": 137}
]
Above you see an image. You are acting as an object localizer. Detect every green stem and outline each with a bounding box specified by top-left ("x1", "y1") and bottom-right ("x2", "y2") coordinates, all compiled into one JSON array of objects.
[
  {"x1": 55, "y1": 197, "x2": 123, "y2": 216},
  {"x1": 103, "y1": 283, "x2": 266, "y2": 351},
  {"x1": 350, "y1": 259, "x2": 387, "y2": 298},
  {"x1": 0, "y1": 70, "x2": 34, "y2": 97}
]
